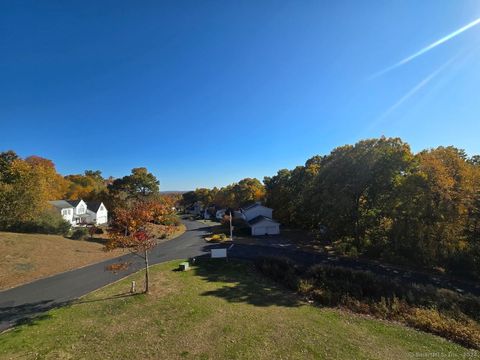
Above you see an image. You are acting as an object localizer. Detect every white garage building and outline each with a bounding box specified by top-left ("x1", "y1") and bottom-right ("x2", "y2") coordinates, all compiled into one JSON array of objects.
[
  {"x1": 249, "y1": 215, "x2": 280, "y2": 236},
  {"x1": 238, "y1": 202, "x2": 281, "y2": 236}
]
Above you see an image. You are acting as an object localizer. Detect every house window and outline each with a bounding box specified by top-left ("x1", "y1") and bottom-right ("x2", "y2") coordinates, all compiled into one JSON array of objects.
[{"x1": 77, "y1": 205, "x2": 85, "y2": 214}]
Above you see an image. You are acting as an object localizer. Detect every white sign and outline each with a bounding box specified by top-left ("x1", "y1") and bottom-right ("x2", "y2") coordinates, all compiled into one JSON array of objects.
[{"x1": 211, "y1": 248, "x2": 227, "y2": 258}]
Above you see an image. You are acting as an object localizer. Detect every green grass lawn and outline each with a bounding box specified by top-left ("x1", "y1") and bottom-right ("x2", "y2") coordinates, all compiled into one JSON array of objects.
[{"x1": 0, "y1": 260, "x2": 477, "y2": 360}]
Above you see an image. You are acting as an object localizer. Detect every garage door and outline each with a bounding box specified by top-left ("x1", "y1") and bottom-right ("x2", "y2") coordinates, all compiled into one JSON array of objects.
[
  {"x1": 266, "y1": 226, "x2": 278, "y2": 235},
  {"x1": 97, "y1": 216, "x2": 107, "y2": 224},
  {"x1": 253, "y1": 226, "x2": 278, "y2": 235},
  {"x1": 251, "y1": 227, "x2": 263, "y2": 236}
]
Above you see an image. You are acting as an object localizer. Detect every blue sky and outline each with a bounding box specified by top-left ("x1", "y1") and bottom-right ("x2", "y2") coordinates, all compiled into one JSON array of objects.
[{"x1": 1, "y1": 1, "x2": 479, "y2": 190}]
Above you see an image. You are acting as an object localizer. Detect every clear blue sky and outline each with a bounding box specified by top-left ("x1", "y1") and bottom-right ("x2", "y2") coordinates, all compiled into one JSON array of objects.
[{"x1": 1, "y1": 1, "x2": 479, "y2": 190}]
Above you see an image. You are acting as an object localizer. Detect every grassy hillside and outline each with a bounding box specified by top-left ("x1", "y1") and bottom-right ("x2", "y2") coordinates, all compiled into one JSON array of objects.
[
  {"x1": 0, "y1": 260, "x2": 475, "y2": 360},
  {"x1": 0, "y1": 232, "x2": 123, "y2": 290}
]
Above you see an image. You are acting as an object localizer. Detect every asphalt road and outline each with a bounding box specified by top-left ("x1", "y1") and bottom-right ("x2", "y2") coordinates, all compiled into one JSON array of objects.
[{"x1": 2, "y1": 217, "x2": 479, "y2": 331}]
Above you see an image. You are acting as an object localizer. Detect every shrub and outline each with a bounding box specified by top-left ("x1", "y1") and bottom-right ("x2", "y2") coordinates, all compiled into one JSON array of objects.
[
  {"x1": 331, "y1": 240, "x2": 360, "y2": 258},
  {"x1": 71, "y1": 228, "x2": 89, "y2": 240},
  {"x1": 298, "y1": 278, "x2": 315, "y2": 295},
  {"x1": 211, "y1": 233, "x2": 228, "y2": 241},
  {"x1": 7, "y1": 209, "x2": 71, "y2": 235},
  {"x1": 158, "y1": 215, "x2": 181, "y2": 227},
  {"x1": 255, "y1": 256, "x2": 480, "y2": 349},
  {"x1": 447, "y1": 251, "x2": 480, "y2": 281},
  {"x1": 346, "y1": 245, "x2": 358, "y2": 258},
  {"x1": 94, "y1": 227, "x2": 104, "y2": 234},
  {"x1": 88, "y1": 226, "x2": 104, "y2": 238},
  {"x1": 406, "y1": 308, "x2": 480, "y2": 349},
  {"x1": 254, "y1": 257, "x2": 300, "y2": 290}
]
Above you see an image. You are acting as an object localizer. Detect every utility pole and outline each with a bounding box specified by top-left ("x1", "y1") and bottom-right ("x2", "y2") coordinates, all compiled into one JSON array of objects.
[{"x1": 229, "y1": 210, "x2": 233, "y2": 241}]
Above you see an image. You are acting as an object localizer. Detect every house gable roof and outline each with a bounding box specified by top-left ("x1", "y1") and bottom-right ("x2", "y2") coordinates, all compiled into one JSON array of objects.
[
  {"x1": 241, "y1": 202, "x2": 272, "y2": 212},
  {"x1": 248, "y1": 215, "x2": 279, "y2": 226},
  {"x1": 49, "y1": 200, "x2": 74, "y2": 210},
  {"x1": 66, "y1": 200, "x2": 82, "y2": 207},
  {"x1": 50, "y1": 199, "x2": 104, "y2": 213},
  {"x1": 87, "y1": 202, "x2": 103, "y2": 213}
]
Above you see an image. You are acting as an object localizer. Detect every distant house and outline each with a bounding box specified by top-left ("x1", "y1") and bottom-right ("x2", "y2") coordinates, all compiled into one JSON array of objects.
[
  {"x1": 49, "y1": 199, "x2": 108, "y2": 226},
  {"x1": 186, "y1": 202, "x2": 202, "y2": 216},
  {"x1": 238, "y1": 202, "x2": 273, "y2": 222},
  {"x1": 203, "y1": 208, "x2": 211, "y2": 220},
  {"x1": 215, "y1": 208, "x2": 226, "y2": 220},
  {"x1": 237, "y1": 202, "x2": 280, "y2": 236}
]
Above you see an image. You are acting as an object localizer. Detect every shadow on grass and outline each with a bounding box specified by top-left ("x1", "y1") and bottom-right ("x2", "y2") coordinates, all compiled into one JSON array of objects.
[
  {"x1": 0, "y1": 293, "x2": 141, "y2": 333},
  {"x1": 0, "y1": 299, "x2": 60, "y2": 332},
  {"x1": 189, "y1": 255, "x2": 300, "y2": 308}
]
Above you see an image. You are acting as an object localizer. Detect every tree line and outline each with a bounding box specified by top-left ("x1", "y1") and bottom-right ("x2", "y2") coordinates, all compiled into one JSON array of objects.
[
  {"x1": 183, "y1": 137, "x2": 480, "y2": 279},
  {"x1": 0, "y1": 150, "x2": 178, "y2": 233},
  {"x1": 181, "y1": 178, "x2": 265, "y2": 210}
]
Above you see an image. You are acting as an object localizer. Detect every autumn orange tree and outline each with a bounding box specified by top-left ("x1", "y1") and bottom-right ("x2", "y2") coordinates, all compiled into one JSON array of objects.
[
  {"x1": 0, "y1": 152, "x2": 69, "y2": 230},
  {"x1": 65, "y1": 170, "x2": 107, "y2": 200},
  {"x1": 105, "y1": 200, "x2": 174, "y2": 293}
]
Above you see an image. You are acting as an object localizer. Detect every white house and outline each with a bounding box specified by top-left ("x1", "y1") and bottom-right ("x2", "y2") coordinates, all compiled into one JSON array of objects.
[
  {"x1": 238, "y1": 202, "x2": 273, "y2": 222},
  {"x1": 49, "y1": 199, "x2": 108, "y2": 226},
  {"x1": 238, "y1": 202, "x2": 280, "y2": 235}
]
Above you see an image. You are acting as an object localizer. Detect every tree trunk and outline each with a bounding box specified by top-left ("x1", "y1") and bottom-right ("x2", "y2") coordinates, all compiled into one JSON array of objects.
[{"x1": 144, "y1": 249, "x2": 150, "y2": 293}]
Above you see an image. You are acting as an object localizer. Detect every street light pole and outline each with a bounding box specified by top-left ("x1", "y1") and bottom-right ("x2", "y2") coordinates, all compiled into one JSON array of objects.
[{"x1": 229, "y1": 210, "x2": 233, "y2": 241}]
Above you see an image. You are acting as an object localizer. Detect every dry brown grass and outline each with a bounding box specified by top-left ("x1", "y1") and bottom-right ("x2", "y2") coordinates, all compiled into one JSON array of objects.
[
  {"x1": 147, "y1": 223, "x2": 186, "y2": 242},
  {"x1": 0, "y1": 232, "x2": 124, "y2": 290}
]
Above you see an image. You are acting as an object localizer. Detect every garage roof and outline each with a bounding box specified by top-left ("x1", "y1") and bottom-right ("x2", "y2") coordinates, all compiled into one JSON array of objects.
[
  {"x1": 248, "y1": 215, "x2": 280, "y2": 226},
  {"x1": 241, "y1": 202, "x2": 272, "y2": 212}
]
